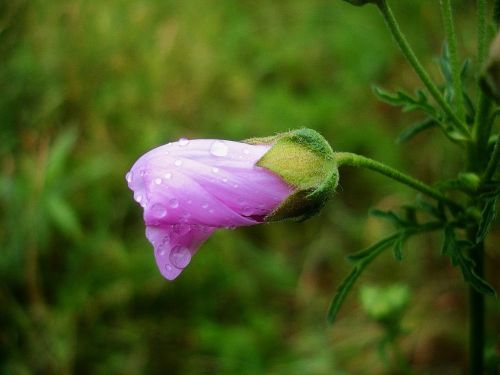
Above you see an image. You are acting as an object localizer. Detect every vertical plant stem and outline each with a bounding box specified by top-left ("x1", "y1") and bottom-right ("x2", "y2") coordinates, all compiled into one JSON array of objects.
[
  {"x1": 494, "y1": 0, "x2": 500, "y2": 27},
  {"x1": 477, "y1": 0, "x2": 488, "y2": 66},
  {"x1": 377, "y1": 0, "x2": 469, "y2": 136},
  {"x1": 440, "y1": 0, "x2": 466, "y2": 121},
  {"x1": 473, "y1": 0, "x2": 493, "y2": 169},
  {"x1": 467, "y1": 232, "x2": 485, "y2": 375},
  {"x1": 467, "y1": 0, "x2": 488, "y2": 375},
  {"x1": 469, "y1": 5, "x2": 489, "y2": 372}
]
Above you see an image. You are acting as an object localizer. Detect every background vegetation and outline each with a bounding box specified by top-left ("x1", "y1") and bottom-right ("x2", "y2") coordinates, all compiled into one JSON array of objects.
[{"x1": 0, "y1": 0, "x2": 498, "y2": 374}]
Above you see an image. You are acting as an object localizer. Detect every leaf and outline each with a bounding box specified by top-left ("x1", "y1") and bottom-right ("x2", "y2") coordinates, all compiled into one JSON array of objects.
[
  {"x1": 478, "y1": 182, "x2": 500, "y2": 200},
  {"x1": 373, "y1": 86, "x2": 437, "y2": 117},
  {"x1": 438, "y1": 43, "x2": 453, "y2": 85},
  {"x1": 393, "y1": 234, "x2": 405, "y2": 261},
  {"x1": 346, "y1": 233, "x2": 399, "y2": 263},
  {"x1": 397, "y1": 118, "x2": 438, "y2": 143},
  {"x1": 327, "y1": 267, "x2": 362, "y2": 324},
  {"x1": 369, "y1": 208, "x2": 408, "y2": 228},
  {"x1": 441, "y1": 227, "x2": 497, "y2": 296},
  {"x1": 476, "y1": 198, "x2": 498, "y2": 243},
  {"x1": 413, "y1": 197, "x2": 445, "y2": 220}
]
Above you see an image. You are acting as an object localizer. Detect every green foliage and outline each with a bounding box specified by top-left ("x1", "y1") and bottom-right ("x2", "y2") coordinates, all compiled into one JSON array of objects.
[{"x1": 0, "y1": 1, "x2": 498, "y2": 374}]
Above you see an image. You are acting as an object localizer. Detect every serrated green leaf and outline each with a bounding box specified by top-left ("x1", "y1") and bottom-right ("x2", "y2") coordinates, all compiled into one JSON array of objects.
[
  {"x1": 346, "y1": 233, "x2": 399, "y2": 263},
  {"x1": 476, "y1": 198, "x2": 498, "y2": 243},
  {"x1": 441, "y1": 228, "x2": 497, "y2": 296},
  {"x1": 393, "y1": 235, "x2": 405, "y2": 261},
  {"x1": 373, "y1": 86, "x2": 437, "y2": 117},
  {"x1": 441, "y1": 226, "x2": 455, "y2": 256},
  {"x1": 413, "y1": 197, "x2": 445, "y2": 220},
  {"x1": 369, "y1": 208, "x2": 407, "y2": 228},
  {"x1": 327, "y1": 267, "x2": 362, "y2": 324},
  {"x1": 478, "y1": 183, "x2": 500, "y2": 200},
  {"x1": 438, "y1": 43, "x2": 453, "y2": 85},
  {"x1": 397, "y1": 118, "x2": 437, "y2": 143},
  {"x1": 455, "y1": 249, "x2": 497, "y2": 296},
  {"x1": 401, "y1": 205, "x2": 418, "y2": 224}
]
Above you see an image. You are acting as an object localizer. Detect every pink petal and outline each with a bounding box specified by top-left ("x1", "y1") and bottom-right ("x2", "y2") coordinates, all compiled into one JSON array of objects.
[
  {"x1": 146, "y1": 224, "x2": 215, "y2": 280},
  {"x1": 127, "y1": 138, "x2": 292, "y2": 280}
]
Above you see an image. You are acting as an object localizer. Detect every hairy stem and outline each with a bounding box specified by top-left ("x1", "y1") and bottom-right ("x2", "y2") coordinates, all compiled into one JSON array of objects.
[
  {"x1": 440, "y1": 0, "x2": 466, "y2": 121},
  {"x1": 473, "y1": 0, "x2": 493, "y2": 170},
  {"x1": 467, "y1": 231, "x2": 485, "y2": 375},
  {"x1": 477, "y1": 0, "x2": 488, "y2": 66},
  {"x1": 468, "y1": 5, "x2": 489, "y2": 372},
  {"x1": 377, "y1": 0, "x2": 469, "y2": 136},
  {"x1": 334, "y1": 152, "x2": 461, "y2": 210}
]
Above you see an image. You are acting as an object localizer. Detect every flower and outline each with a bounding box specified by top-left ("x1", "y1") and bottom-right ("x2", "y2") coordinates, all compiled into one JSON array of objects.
[{"x1": 126, "y1": 129, "x2": 338, "y2": 280}]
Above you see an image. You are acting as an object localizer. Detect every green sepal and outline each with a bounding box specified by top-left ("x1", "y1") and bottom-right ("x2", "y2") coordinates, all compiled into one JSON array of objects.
[{"x1": 245, "y1": 128, "x2": 338, "y2": 222}]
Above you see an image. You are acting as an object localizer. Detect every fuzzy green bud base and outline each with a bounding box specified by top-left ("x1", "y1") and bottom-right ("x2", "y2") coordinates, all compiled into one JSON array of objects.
[{"x1": 245, "y1": 128, "x2": 338, "y2": 222}]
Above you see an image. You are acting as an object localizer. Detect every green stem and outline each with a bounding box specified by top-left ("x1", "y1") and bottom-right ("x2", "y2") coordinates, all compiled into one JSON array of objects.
[
  {"x1": 440, "y1": 0, "x2": 466, "y2": 121},
  {"x1": 377, "y1": 0, "x2": 469, "y2": 136},
  {"x1": 335, "y1": 152, "x2": 461, "y2": 210},
  {"x1": 477, "y1": 0, "x2": 488, "y2": 66},
  {"x1": 472, "y1": 0, "x2": 493, "y2": 170},
  {"x1": 467, "y1": 231, "x2": 485, "y2": 375},
  {"x1": 469, "y1": 6, "x2": 488, "y2": 372},
  {"x1": 473, "y1": 95, "x2": 493, "y2": 169}
]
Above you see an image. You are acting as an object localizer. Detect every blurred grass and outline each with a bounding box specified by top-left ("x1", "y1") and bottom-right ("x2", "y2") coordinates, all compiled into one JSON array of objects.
[{"x1": 0, "y1": 0, "x2": 498, "y2": 374}]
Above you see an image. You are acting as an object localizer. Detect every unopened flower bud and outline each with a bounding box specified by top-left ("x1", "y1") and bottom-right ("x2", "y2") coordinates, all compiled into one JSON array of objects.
[{"x1": 127, "y1": 128, "x2": 337, "y2": 280}]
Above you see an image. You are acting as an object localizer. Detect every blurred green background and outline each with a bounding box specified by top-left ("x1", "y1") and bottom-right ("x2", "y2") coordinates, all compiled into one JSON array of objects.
[{"x1": 1, "y1": 0, "x2": 498, "y2": 374}]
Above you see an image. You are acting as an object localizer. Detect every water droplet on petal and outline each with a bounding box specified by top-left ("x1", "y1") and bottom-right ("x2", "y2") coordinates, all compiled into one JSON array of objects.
[
  {"x1": 151, "y1": 203, "x2": 167, "y2": 218},
  {"x1": 134, "y1": 193, "x2": 143, "y2": 203},
  {"x1": 164, "y1": 172, "x2": 172, "y2": 179},
  {"x1": 208, "y1": 209, "x2": 214, "y2": 214},
  {"x1": 165, "y1": 264, "x2": 174, "y2": 273},
  {"x1": 125, "y1": 172, "x2": 133, "y2": 182},
  {"x1": 222, "y1": 177, "x2": 228, "y2": 183},
  {"x1": 169, "y1": 246, "x2": 191, "y2": 268},
  {"x1": 233, "y1": 184, "x2": 239, "y2": 188},
  {"x1": 210, "y1": 141, "x2": 228, "y2": 157},
  {"x1": 202, "y1": 203, "x2": 209, "y2": 209},
  {"x1": 156, "y1": 235, "x2": 170, "y2": 256},
  {"x1": 187, "y1": 200, "x2": 192, "y2": 205},
  {"x1": 212, "y1": 167, "x2": 219, "y2": 173},
  {"x1": 173, "y1": 224, "x2": 191, "y2": 235},
  {"x1": 242, "y1": 207, "x2": 254, "y2": 216},
  {"x1": 154, "y1": 178, "x2": 162, "y2": 185},
  {"x1": 140, "y1": 169, "x2": 146, "y2": 176},
  {"x1": 169, "y1": 198, "x2": 179, "y2": 208},
  {"x1": 178, "y1": 137, "x2": 189, "y2": 146},
  {"x1": 174, "y1": 160, "x2": 183, "y2": 167}
]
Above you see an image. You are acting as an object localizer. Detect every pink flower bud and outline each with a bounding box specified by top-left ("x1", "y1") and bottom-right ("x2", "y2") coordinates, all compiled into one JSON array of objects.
[{"x1": 126, "y1": 138, "x2": 292, "y2": 280}]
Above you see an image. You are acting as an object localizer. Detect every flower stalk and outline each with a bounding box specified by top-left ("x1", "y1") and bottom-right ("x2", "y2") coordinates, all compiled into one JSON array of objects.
[
  {"x1": 376, "y1": 0, "x2": 469, "y2": 136},
  {"x1": 440, "y1": 0, "x2": 466, "y2": 121},
  {"x1": 334, "y1": 152, "x2": 461, "y2": 211}
]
